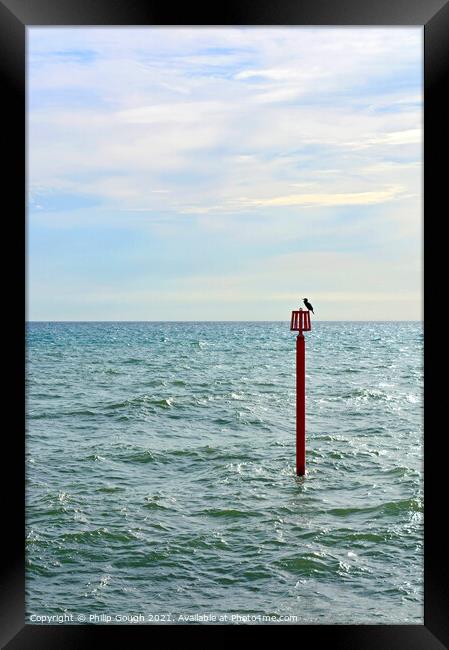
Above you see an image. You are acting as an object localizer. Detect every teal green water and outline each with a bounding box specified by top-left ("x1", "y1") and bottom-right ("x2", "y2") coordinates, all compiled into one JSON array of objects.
[{"x1": 26, "y1": 321, "x2": 423, "y2": 624}]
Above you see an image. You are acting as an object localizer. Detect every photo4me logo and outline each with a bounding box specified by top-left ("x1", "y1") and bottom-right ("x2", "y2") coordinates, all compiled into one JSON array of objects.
[{"x1": 177, "y1": 613, "x2": 298, "y2": 623}]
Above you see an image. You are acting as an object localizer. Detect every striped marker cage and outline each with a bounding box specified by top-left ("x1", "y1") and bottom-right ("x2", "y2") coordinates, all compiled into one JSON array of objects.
[{"x1": 290, "y1": 309, "x2": 312, "y2": 333}]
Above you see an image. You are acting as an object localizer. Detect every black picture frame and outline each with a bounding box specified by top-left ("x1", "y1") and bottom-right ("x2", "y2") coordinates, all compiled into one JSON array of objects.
[{"x1": 2, "y1": 0, "x2": 447, "y2": 647}]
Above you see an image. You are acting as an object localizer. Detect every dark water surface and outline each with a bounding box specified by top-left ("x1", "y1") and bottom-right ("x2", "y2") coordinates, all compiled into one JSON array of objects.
[{"x1": 26, "y1": 321, "x2": 423, "y2": 624}]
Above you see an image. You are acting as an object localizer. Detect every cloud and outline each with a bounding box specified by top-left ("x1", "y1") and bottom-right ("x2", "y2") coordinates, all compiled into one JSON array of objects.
[
  {"x1": 236, "y1": 185, "x2": 403, "y2": 208},
  {"x1": 27, "y1": 27, "x2": 423, "y2": 320},
  {"x1": 28, "y1": 27, "x2": 422, "y2": 217},
  {"x1": 346, "y1": 128, "x2": 421, "y2": 149}
]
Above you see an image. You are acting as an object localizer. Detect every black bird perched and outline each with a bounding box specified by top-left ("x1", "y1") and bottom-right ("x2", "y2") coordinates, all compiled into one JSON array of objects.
[{"x1": 303, "y1": 298, "x2": 314, "y2": 314}]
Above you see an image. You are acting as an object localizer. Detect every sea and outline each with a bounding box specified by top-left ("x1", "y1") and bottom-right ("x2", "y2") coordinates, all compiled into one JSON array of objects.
[{"x1": 25, "y1": 321, "x2": 423, "y2": 625}]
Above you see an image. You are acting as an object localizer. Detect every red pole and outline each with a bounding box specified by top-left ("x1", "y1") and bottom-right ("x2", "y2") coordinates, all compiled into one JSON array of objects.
[{"x1": 296, "y1": 332, "x2": 306, "y2": 476}]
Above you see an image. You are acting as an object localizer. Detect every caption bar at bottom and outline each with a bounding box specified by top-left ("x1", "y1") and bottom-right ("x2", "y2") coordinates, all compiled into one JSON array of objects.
[{"x1": 29, "y1": 613, "x2": 298, "y2": 624}]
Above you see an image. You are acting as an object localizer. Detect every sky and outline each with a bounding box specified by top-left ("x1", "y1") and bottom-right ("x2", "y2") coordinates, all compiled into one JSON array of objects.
[{"x1": 27, "y1": 27, "x2": 423, "y2": 321}]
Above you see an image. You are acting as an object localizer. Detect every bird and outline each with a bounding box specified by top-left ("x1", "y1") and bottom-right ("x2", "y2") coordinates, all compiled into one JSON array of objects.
[{"x1": 303, "y1": 298, "x2": 314, "y2": 314}]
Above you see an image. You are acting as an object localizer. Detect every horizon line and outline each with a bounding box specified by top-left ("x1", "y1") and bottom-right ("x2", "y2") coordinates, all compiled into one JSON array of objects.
[{"x1": 26, "y1": 319, "x2": 423, "y2": 323}]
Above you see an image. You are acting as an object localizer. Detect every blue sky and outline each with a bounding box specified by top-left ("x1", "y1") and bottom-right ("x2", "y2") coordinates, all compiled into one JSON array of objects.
[{"x1": 27, "y1": 27, "x2": 422, "y2": 320}]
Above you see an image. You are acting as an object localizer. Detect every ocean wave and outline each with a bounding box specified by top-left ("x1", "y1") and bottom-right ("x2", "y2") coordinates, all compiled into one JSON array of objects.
[
  {"x1": 324, "y1": 498, "x2": 422, "y2": 518},
  {"x1": 100, "y1": 395, "x2": 176, "y2": 413},
  {"x1": 276, "y1": 552, "x2": 339, "y2": 576},
  {"x1": 59, "y1": 527, "x2": 140, "y2": 545},
  {"x1": 199, "y1": 508, "x2": 255, "y2": 519},
  {"x1": 119, "y1": 449, "x2": 156, "y2": 464}
]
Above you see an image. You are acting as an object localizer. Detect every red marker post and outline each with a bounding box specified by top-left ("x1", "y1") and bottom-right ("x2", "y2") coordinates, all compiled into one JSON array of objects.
[{"x1": 290, "y1": 308, "x2": 311, "y2": 476}]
